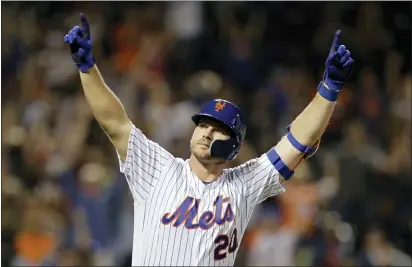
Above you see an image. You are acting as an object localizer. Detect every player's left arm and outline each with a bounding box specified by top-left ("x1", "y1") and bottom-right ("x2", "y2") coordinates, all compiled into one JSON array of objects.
[{"x1": 271, "y1": 30, "x2": 355, "y2": 181}]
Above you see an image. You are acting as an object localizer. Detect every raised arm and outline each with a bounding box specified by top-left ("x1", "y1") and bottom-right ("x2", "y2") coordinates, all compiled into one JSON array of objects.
[
  {"x1": 272, "y1": 30, "x2": 355, "y2": 179},
  {"x1": 64, "y1": 14, "x2": 131, "y2": 161},
  {"x1": 64, "y1": 14, "x2": 175, "y2": 204}
]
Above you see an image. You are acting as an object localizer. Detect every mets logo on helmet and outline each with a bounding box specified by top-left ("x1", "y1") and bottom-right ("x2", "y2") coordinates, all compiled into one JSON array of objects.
[{"x1": 215, "y1": 101, "x2": 226, "y2": 112}]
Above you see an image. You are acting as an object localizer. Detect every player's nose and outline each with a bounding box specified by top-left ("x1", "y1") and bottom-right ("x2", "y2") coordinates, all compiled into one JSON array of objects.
[{"x1": 202, "y1": 127, "x2": 213, "y2": 140}]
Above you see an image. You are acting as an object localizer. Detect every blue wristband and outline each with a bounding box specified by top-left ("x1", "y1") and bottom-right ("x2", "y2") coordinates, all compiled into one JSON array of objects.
[
  {"x1": 317, "y1": 81, "x2": 340, "y2": 102},
  {"x1": 286, "y1": 132, "x2": 317, "y2": 156},
  {"x1": 286, "y1": 125, "x2": 320, "y2": 159},
  {"x1": 78, "y1": 56, "x2": 96, "y2": 73},
  {"x1": 267, "y1": 148, "x2": 294, "y2": 180}
]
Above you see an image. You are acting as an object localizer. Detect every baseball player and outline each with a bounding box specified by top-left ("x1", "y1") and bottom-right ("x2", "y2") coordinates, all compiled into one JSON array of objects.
[{"x1": 64, "y1": 14, "x2": 354, "y2": 266}]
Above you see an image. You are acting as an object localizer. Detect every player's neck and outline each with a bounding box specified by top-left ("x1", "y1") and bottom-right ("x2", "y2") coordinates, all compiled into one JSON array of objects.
[{"x1": 189, "y1": 155, "x2": 225, "y2": 183}]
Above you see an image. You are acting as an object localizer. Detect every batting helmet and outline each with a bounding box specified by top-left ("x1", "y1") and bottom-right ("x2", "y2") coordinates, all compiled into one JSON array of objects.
[{"x1": 192, "y1": 99, "x2": 247, "y2": 160}]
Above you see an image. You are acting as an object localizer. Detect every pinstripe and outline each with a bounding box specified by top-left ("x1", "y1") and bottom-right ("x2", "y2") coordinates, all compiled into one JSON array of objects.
[
  {"x1": 184, "y1": 224, "x2": 192, "y2": 265},
  {"x1": 246, "y1": 168, "x2": 273, "y2": 199},
  {"x1": 141, "y1": 157, "x2": 174, "y2": 261},
  {"x1": 245, "y1": 164, "x2": 272, "y2": 190},
  {"x1": 141, "y1": 158, "x2": 175, "y2": 265},
  {"x1": 127, "y1": 148, "x2": 162, "y2": 176},
  {"x1": 232, "y1": 178, "x2": 244, "y2": 231},
  {"x1": 132, "y1": 132, "x2": 168, "y2": 161},
  {"x1": 245, "y1": 162, "x2": 271, "y2": 186},
  {"x1": 222, "y1": 181, "x2": 230, "y2": 267},
  {"x1": 144, "y1": 160, "x2": 179, "y2": 265},
  {"x1": 130, "y1": 132, "x2": 165, "y2": 163},
  {"x1": 175, "y1": 177, "x2": 190, "y2": 266},
  {"x1": 205, "y1": 185, "x2": 213, "y2": 266},
  {"x1": 255, "y1": 182, "x2": 284, "y2": 204},
  {"x1": 159, "y1": 165, "x2": 185, "y2": 265},
  {"x1": 175, "y1": 227, "x2": 186, "y2": 266},
  {"x1": 155, "y1": 161, "x2": 182, "y2": 266}
]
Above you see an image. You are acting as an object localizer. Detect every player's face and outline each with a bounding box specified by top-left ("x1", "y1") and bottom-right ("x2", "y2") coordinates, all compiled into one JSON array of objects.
[{"x1": 190, "y1": 118, "x2": 231, "y2": 163}]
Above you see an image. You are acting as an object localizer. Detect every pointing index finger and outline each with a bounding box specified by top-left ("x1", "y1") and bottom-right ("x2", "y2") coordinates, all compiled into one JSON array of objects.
[
  {"x1": 80, "y1": 13, "x2": 90, "y2": 40},
  {"x1": 329, "y1": 30, "x2": 341, "y2": 55}
]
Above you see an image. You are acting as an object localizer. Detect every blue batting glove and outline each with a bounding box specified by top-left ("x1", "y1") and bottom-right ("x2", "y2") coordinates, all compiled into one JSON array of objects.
[
  {"x1": 64, "y1": 13, "x2": 95, "y2": 73},
  {"x1": 318, "y1": 30, "x2": 355, "y2": 101}
]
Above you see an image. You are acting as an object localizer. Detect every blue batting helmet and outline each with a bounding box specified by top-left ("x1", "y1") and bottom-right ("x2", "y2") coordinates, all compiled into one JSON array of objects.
[{"x1": 192, "y1": 99, "x2": 247, "y2": 160}]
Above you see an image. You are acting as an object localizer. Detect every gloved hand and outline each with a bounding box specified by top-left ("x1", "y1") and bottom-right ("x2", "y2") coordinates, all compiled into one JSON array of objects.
[
  {"x1": 319, "y1": 30, "x2": 355, "y2": 101},
  {"x1": 64, "y1": 13, "x2": 95, "y2": 73}
]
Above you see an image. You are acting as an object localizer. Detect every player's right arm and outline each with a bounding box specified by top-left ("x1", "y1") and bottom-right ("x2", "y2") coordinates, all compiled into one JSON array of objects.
[
  {"x1": 64, "y1": 14, "x2": 173, "y2": 203},
  {"x1": 79, "y1": 65, "x2": 131, "y2": 161},
  {"x1": 63, "y1": 14, "x2": 131, "y2": 159}
]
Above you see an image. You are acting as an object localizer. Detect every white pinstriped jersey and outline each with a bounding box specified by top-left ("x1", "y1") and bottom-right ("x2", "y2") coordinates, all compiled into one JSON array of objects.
[{"x1": 118, "y1": 124, "x2": 285, "y2": 266}]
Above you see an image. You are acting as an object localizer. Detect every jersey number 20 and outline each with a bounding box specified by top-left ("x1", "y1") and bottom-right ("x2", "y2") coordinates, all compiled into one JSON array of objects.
[{"x1": 214, "y1": 228, "x2": 238, "y2": 260}]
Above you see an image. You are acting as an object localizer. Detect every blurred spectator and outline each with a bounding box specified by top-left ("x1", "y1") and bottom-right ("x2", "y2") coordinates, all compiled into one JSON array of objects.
[{"x1": 356, "y1": 226, "x2": 411, "y2": 267}]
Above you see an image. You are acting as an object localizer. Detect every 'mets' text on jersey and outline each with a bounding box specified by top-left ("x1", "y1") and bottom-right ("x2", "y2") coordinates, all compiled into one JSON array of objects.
[
  {"x1": 118, "y1": 124, "x2": 285, "y2": 266},
  {"x1": 162, "y1": 196, "x2": 234, "y2": 230}
]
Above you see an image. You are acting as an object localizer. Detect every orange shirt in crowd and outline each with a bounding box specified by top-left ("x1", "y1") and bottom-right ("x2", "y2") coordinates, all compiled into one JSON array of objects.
[{"x1": 15, "y1": 231, "x2": 57, "y2": 265}]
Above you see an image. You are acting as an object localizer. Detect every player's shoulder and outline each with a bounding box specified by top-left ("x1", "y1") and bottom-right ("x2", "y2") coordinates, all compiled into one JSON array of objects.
[
  {"x1": 165, "y1": 157, "x2": 187, "y2": 170},
  {"x1": 228, "y1": 153, "x2": 269, "y2": 175},
  {"x1": 176, "y1": 157, "x2": 188, "y2": 165},
  {"x1": 129, "y1": 122, "x2": 178, "y2": 159},
  {"x1": 223, "y1": 156, "x2": 262, "y2": 182}
]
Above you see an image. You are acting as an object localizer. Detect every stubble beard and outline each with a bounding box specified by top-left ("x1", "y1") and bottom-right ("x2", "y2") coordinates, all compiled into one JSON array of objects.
[{"x1": 191, "y1": 144, "x2": 226, "y2": 166}]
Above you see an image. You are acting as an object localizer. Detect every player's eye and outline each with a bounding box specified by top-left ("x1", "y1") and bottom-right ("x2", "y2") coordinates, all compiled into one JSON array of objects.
[
  {"x1": 214, "y1": 128, "x2": 229, "y2": 136},
  {"x1": 198, "y1": 123, "x2": 208, "y2": 129}
]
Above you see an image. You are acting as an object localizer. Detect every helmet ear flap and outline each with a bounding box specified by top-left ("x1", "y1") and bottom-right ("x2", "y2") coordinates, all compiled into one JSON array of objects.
[{"x1": 210, "y1": 138, "x2": 240, "y2": 160}]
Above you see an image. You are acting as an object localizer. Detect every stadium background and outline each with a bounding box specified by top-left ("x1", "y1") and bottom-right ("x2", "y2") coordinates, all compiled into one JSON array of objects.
[{"x1": 1, "y1": 1, "x2": 411, "y2": 266}]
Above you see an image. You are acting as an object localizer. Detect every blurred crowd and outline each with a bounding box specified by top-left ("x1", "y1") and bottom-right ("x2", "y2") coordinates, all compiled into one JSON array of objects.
[{"x1": 1, "y1": 2, "x2": 411, "y2": 267}]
